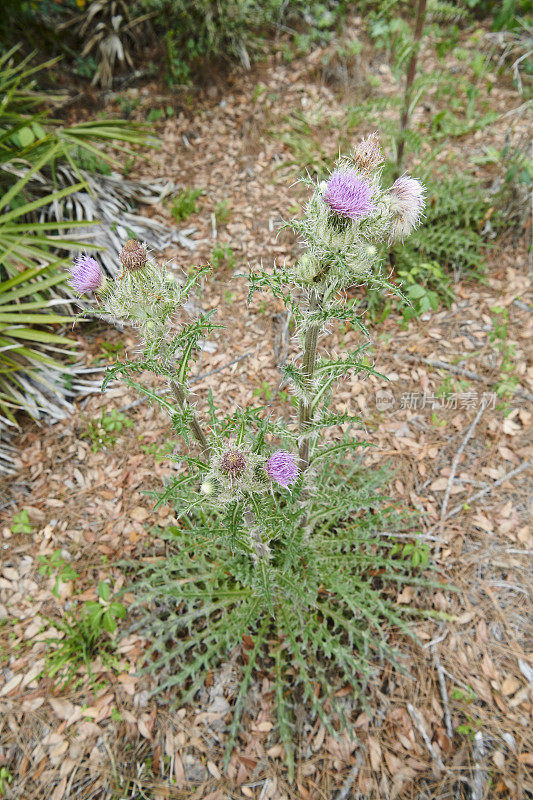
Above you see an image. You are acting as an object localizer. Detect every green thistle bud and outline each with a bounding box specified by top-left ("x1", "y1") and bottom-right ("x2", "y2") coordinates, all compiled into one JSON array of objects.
[
  {"x1": 200, "y1": 477, "x2": 221, "y2": 497},
  {"x1": 253, "y1": 463, "x2": 269, "y2": 485},
  {"x1": 295, "y1": 253, "x2": 321, "y2": 284}
]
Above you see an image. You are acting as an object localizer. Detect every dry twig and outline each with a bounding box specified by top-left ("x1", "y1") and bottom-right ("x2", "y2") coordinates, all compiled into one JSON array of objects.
[
  {"x1": 407, "y1": 703, "x2": 445, "y2": 772},
  {"x1": 431, "y1": 643, "x2": 453, "y2": 739},
  {"x1": 440, "y1": 403, "x2": 486, "y2": 533},
  {"x1": 447, "y1": 459, "x2": 532, "y2": 520},
  {"x1": 400, "y1": 354, "x2": 533, "y2": 402},
  {"x1": 472, "y1": 731, "x2": 489, "y2": 800}
]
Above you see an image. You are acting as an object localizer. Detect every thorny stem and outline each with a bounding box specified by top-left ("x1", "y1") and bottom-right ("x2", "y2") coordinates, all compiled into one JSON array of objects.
[
  {"x1": 395, "y1": 0, "x2": 427, "y2": 177},
  {"x1": 169, "y1": 379, "x2": 210, "y2": 457},
  {"x1": 298, "y1": 289, "x2": 322, "y2": 472}
]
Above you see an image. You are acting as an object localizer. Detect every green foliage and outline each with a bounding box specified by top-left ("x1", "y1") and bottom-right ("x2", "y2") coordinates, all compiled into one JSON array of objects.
[
  {"x1": 0, "y1": 48, "x2": 148, "y2": 429},
  {"x1": 134, "y1": 0, "x2": 347, "y2": 84},
  {"x1": 397, "y1": 260, "x2": 455, "y2": 322},
  {"x1": 140, "y1": 436, "x2": 180, "y2": 462},
  {"x1": 430, "y1": 80, "x2": 498, "y2": 139},
  {"x1": 43, "y1": 581, "x2": 126, "y2": 689},
  {"x1": 489, "y1": 306, "x2": 519, "y2": 399},
  {"x1": 0, "y1": 262, "x2": 76, "y2": 427},
  {"x1": 0, "y1": 767, "x2": 13, "y2": 798},
  {"x1": 396, "y1": 175, "x2": 493, "y2": 279},
  {"x1": 127, "y1": 455, "x2": 441, "y2": 778},
  {"x1": 210, "y1": 241, "x2": 236, "y2": 270},
  {"x1": 214, "y1": 199, "x2": 232, "y2": 226},
  {"x1": 83, "y1": 409, "x2": 133, "y2": 452},
  {"x1": 10, "y1": 508, "x2": 33, "y2": 534},
  {"x1": 38, "y1": 550, "x2": 79, "y2": 599},
  {"x1": 95, "y1": 340, "x2": 125, "y2": 363},
  {"x1": 390, "y1": 539, "x2": 430, "y2": 568},
  {"x1": 270, "y1": 110, "x2": 331, "y2": 177},
  {"x1": 170, "y1": 188, "x2": 203, "y2": 222},
  {"x1": 366, "y1": 173, "x2": 497, "y2": 324}
]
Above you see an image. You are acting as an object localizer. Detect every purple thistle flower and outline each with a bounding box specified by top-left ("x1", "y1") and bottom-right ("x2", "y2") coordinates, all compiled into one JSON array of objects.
[
  {"x1": 68, "y1": 254, "x2": 103, "y2": 294},
  {"x1": 322, "y1": 169, "x2": 375, "y2": 221},
  {"x1": 266, "y1": 450, "x2": 299, "y2": 489},
  {"x1": 388, "y1": 175, "x2": 426, "y2": 242}
]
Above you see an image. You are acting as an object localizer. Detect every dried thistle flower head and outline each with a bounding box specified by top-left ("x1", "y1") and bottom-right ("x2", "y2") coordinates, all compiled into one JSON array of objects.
[
  {"x1": 351, "y1": 132, "x2": 384, "y2": 173},
  {"x1": 388, "y1": 175, "x2": 426, "y2": 243},
  {"x1": 119, "y1": 239, "x2": 148, "y2": 272},
  {"x1": 203, "y1": 443, "x2": 268, "y2": 505},
  {"x1": 220, "y1": 449, "x2": 246, "y2": 478}
]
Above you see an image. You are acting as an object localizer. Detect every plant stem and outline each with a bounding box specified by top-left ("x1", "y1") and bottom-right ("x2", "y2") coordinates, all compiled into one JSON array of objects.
[
  {"x1": 395, "y1": 0, "x2": 427, "y2": 177},
  {"x1": 298, "y1": 289, "x2": 321, "y2": 472},
  {"x1": 169, "y1": 379, "x2": 210, "y2": 457}
]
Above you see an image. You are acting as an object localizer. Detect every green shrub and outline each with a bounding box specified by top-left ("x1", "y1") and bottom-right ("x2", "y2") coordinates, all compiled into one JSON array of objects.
[
  {"x1": 395, "y1": 174, "x2": 493, "y2": 279},
  {"x1": 136, "y1": 0, "x2": 347, "y2": 83},
  {"x1": 127, "y1": 456, "x2": 441, "y2": 778}
]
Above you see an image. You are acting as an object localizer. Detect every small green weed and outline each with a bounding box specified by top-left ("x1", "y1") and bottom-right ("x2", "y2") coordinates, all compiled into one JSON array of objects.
[
  {"x1": 140, "y1": 437, "x2": 180, "y2": 462},
  {"x1": 457, "y1": 721, "x2": 477, "y2": 739},
  {"x1": 11, "y1": 508, "x2": 33, "y2": 535},
  {"x1": 118, "y1": 95, "x2": 141, "y2": 118},
  {"x1": 436, "y1": 376, "x2": 472, "y2": 400},
  {"x1": 397, "y1": 260, "x2": 454, "y2": 323},
  {"x1": 43, "y1": 581, "x2": 126, "y2": 689},
  {"x1": 390, "y1": 540, "x2": 430, "y2": 568},
  {"x1": 92, "y1": 341, "x2": 125, "y2": 366},
  {"x1": 38, "y1": 550, "x2": 79, "y2": 599},
  {"x1": 100, "y1": 340, "x2": 124, "y2": 358},
  {"x1": 452, "y1": 685, "x2": 477, "y2": 703},
  {"x1": 0, "y1": 768, "x2": 13, "y2": 798},
  {"x1": 211, "y1": 242, "x2": 235, "y2": 270},
  {"x1": 214, "y1": 199, "x2": 232, "y2": 226},
  {"x1": 170, "y1": 188, "x2": 203, "y2": 222},
  {"x1": 84, "y1": 409, "x2": 133, "y2": 452},
  {"x1": 146, "y1": 106, "x2": 174, "y2": 123},
  {"x1": 489, "y1": 307, "x2": 519, "y2": 399},
  {"x1": 253, "y1": 380, "x2": 273, "y2": 402},
  {"x1": 270, "y1": 111, "x2": 332, "y2": 177}
]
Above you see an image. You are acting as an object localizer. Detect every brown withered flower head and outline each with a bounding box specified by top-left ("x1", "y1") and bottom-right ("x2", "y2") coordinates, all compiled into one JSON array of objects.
[
  {"x1": 119, "y1": 239, "x2": 148, "y2": 272},
  {"x1": 351, "y1": 132, "x2": 384, "y2": 173}
]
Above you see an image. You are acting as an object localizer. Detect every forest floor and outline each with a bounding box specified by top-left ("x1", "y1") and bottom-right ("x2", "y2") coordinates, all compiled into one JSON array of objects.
[{"x1": 1, "y1": 14, "x2": 532, "y2": 800}]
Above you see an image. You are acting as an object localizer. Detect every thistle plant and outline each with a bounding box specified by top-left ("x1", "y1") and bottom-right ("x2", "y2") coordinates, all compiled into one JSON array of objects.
[{"x1": 71, "y1": 134, "x2": 435, "y2": 776}]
